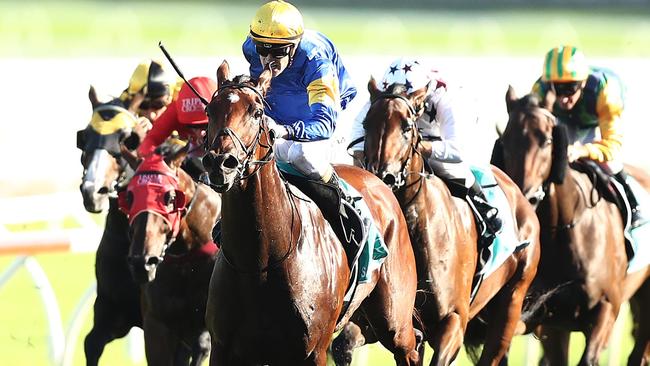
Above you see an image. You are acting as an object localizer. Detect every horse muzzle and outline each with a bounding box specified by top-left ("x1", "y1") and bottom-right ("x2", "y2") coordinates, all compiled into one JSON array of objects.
[
  {"x1": 80, "y1": 182, "x2": 109, "y2": 213},
  {"x1": 127, "y1": 254, "x2": 163, "y2": 283},
  {"x1": 202, "y1": 151, "x2": 240, "y2": 193},
  {"x1": 380, "y1": 170, "x2": 405, "y2": 191}
]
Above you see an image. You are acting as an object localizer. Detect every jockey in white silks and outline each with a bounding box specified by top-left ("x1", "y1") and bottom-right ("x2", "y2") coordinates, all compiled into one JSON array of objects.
[{"x1": 349, "y1": 57, "x2": 503, "y2": 237}]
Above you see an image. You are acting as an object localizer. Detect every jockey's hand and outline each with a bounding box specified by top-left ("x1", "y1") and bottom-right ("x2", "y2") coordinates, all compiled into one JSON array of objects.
[
  {"x1": 133, "y1": 117, "x2": 152, "y2": 138},
  {"x1": 266, "y1": 116, "x2": 290, "y2": 140},
  {"x1": 567, "y1": 143, "x2": 587, "y2": 162}
]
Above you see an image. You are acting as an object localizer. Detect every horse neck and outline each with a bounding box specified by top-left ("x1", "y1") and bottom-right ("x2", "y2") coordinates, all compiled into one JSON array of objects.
[
  {"x1": 181, "y1": 180, "x2": 219, "y2": 250},
  {"x1": 544, "y1": 165, "x2": 583, "y2": 233},
  {"x1": 220, "y1": 161, "x2": 294, "y2": 270},
  {"x1": 396, "y1": 138, "x2": 427, "y2": 202}
]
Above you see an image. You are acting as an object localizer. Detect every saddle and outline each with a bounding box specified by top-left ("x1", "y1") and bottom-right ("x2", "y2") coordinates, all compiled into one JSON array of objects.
[{"x1": 570, "y1": 159, "x2": 634, "y2": 259}]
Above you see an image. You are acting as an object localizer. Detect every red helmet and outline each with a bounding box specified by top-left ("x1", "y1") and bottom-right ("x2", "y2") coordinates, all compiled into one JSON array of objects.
[{"x1": 176, "y1": 77, "x2": 217, "y2": 125}]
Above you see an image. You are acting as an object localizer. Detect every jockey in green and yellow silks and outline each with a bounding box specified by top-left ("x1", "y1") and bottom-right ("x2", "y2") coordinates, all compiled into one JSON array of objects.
[{"x1": 532, "y1": 45, "x2": 643, "y2": 227}]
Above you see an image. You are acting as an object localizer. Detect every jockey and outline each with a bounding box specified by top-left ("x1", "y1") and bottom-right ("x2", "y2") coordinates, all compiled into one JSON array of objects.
[
  {"x1": 119, "y1": 59, "x2": 180, "y2": 122},
  {"x1": 532, "y1": 45, "x2": 644, "y2": 228},
  {"x1": 243, "y1": 0, "x2": 363, "y2": 247},
  {"x1": 350, "y1": 57, "x2": 503, "y2": 239},
  {"x1": 137, "y1": 76, "x2": 217, "y2": 183}
]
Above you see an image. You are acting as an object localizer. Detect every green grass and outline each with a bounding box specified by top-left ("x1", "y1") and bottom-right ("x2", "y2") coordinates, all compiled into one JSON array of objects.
[
  {"x1": 1, "y1": 2, "x2": 650, "y2": 57},
  {"x1": 0, "y1": 251, "x2": 637, "y2": 365}
]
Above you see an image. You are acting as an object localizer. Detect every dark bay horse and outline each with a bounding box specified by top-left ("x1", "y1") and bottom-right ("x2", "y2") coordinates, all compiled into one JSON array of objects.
[
  {"x1": 119, "y1": 145, "x2": 221, "y2": 366},
  {"x1": 77, "y1": 86, "x2": 144, "y2": 366},
  {"x1": 200, "y1": 60, "x2": 421, "y2": 365},
  {"x1": 492, "y1": 87, "x2": 650, "y2": 365},
  {"x1": 334, "y1": 79, "x2": 541, "y2": 366}
]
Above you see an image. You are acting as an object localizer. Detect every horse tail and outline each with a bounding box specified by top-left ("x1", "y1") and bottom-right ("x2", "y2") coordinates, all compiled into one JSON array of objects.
[{"x1": 519, "y1": 280, "x2": 575, "y2": 327}]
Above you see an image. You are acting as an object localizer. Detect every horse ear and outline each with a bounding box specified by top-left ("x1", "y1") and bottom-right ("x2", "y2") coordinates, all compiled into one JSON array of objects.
[
  {"x1": 368, "y1": 76, "x2": 381, "y2": 101},
  {"x1": 217, "y1": 60, "x2": 230, "y2": 88},
  {"x1": 257, "y1": 69, "x2": 272, "y2": 96},
  {"x1": 550, "y1": 124, "x2": 568, "y2": 183},
  {"x1": 89, "y1": 85, "x2": 101, "y2": 109},
  {"x1": 408, "y1": 86, "x2": 428, "y2": 113},
  {"x1": 542, "y1": 89, "x2": 556, "y2": 111},
  {"x1": 505, "y1": 85, "x2": 518, "y2": 114}
]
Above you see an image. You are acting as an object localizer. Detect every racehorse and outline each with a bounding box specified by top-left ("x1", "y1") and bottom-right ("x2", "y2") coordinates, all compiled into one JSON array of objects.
[
  {"x1": 119, "y1": 144, "x2": 221, "y2": 366},
  {"x1": 77, "y1": 86, "x2": 144, "y2": 366},
  {"x1": 333, "y1": 79, "x2": 541, "y2": 366},
  {"x1": 491, "y1": 86, "x2": 650, "y2": 365},
  {"x1": 200, "y1": 60, "x2": 421, "y2": 366}
]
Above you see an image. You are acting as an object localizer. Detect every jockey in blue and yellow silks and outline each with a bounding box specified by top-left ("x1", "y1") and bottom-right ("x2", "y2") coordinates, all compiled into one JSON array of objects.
[
  {"x1": 243, "y1": 0, "x2": 366, "y2": 248},
  {"x1": 532, "y1": 45, "x2": 644, "y2": 227}
]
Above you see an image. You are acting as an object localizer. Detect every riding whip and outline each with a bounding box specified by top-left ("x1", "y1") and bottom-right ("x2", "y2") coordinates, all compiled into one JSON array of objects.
[{"x1": 158, "y1": 41, "x2": 210, "y2": 106}]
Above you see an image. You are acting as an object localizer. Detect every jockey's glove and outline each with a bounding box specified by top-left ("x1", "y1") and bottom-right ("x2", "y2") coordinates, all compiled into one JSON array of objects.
[{"x1": 266, "y1": 116, "x2": 294, "y2": 140}]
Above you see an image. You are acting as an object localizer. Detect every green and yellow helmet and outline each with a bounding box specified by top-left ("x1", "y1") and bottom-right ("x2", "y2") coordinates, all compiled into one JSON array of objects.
[
  {"x1": 542, "y1": 45, "x2": 589, "y2": 82},
  {"x1": 250, "y1": 0, "x2": 304, "y2": 46},
  {"x1": 125, "y1": 59, "x2": 170, "y2": 98}
]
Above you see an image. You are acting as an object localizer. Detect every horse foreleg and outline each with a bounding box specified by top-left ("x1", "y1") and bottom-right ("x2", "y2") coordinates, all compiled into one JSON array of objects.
[
  {"x1": 537, "y1": 326, "x2": 570, "y2": 366},
  {"x1": 83, "y1": 296, "x2": 133, "y2": 366},
  {"x1": 477, "y1": 278, "x2": 530, "y2": 366},
  {"x1": 629, "y1": 280, "x2": 650, "y2": 366},
  {"x1": 189, "y1": 330, "x2": 211, "y2": 366},
  {"x1": 580, "y1": 300, "x2": 618, "y2": 366},
  {"x1": 143, "y1": 314, "x2": 178, "y2": 366},
  {"x1": 429, "y1": 312, "x2": 465, "y2": 366},
  {"x1": 331, "y1": 322, "x2": 367, "y2": 366}
]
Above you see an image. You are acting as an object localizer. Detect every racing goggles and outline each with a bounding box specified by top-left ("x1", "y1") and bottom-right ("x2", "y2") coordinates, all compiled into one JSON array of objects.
[
  {"x1": 255, "y1": 43, "x2": 293, "y2": 59},
  {"x1": 551, "y1": 81, "x2": 583, "y2": 97}
]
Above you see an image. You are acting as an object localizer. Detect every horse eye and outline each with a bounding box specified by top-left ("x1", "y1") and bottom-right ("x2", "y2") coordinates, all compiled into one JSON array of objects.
[
  {"x1": 164, "y1": 191, "x2": 175, "y2": 206},
  {"x1": 402, "y1": 120, "x2": 413, "y2": 133},
  {"x1": 542, "y1": 137, "x2": 553, "y2": 148},
  {"x1": 254, "y1": 109, "x2": 263, "y2": 120}
]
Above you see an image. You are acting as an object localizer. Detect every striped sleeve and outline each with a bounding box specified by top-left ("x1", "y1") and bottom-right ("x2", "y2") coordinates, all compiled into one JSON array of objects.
[{"x1": 584, "y1": 80, "x2": 624, "y2": 162}]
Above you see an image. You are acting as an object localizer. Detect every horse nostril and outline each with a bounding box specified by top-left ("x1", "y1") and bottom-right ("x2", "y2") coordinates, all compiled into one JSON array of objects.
[
  {"x1": 97, "y1": 187, "x2": 109, "y2": 194},
  {"x1": 382, "y1": 173, "x2": 396, "y2": 187},
  {"x1": 146, "y1": 256, "x2": 161, "y2": 266},
  {"x1": 202, "y1": 152, "x2": 215, "y2": 170},
  {"x1": 222, "y1": 154, "x2": 239, "y2": 170}
]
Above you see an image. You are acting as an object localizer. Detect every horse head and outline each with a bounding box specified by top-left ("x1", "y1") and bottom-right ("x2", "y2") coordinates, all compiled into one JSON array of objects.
[
  {"x1": 119, "y1": 144, "x2": 191, "y2": 283},
  {"x1": 77, "y1": 86, "x2": 144, "y2": 213},
  {"x1": 202, "y1": 61, "x2": 273, "y2": 193},
  {"x1": 363, "y1": 77, "x2": 428, "y2": 190},
  {"x1": 492, "y1": 86, "x2": 567, "y2": 206}
]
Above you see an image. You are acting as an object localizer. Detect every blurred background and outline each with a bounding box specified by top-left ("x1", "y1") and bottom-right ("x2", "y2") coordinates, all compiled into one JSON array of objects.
[{"x1": 1, "y1": 0, "x2": 649, "y2": 365}]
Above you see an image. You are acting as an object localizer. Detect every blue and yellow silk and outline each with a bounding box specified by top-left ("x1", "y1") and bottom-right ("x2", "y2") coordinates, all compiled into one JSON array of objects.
[{"x1": 243, "y1": 29, "x2": 357, "y2": 141}]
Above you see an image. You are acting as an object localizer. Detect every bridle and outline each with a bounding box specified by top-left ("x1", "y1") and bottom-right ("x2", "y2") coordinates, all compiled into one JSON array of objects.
[
  {"x1": 366, "y1": 92, "x2": 432, "y2": 193},
  {"x1": 204, "y1": 80, "x2": 300, "y2": 274},
  {"x1": 204, "y1": 82, "x2": 274, "y2": 186}
]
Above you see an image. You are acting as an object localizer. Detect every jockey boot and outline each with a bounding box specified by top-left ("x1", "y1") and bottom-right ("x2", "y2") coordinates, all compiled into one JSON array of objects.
[
  {"x1": 468, "y1": 181, "x2": 503, "y2": 239},
  {"x1": 613, "y1": 170, "x2": 645, "y2": 228},
  {"x1": 323, "y1": 172, "x2": 368, "y2": 251}
]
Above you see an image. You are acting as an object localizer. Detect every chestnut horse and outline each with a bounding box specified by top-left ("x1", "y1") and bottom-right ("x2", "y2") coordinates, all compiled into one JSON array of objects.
[
  {"x1": 119, "y1": 145, "x2": 221, "y2": 366},
  {"x1": 491, "y1": 87, "x2": 650, "y2": 365},
  {"x1": 200, "y1": 60, "x2": 421, "y2": 365},
  {"x1": 333, "y1": 80, "x2": 541, "y2": 366},
  {"x1": 77, "y1": 87, "x2": 143, "y2": 366}
]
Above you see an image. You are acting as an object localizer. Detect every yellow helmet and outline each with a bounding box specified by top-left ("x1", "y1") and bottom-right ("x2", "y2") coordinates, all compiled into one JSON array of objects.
[
  {"x1": 126, "y1": 59, "x2": 170, "y2": 98},
  {"x1": 250, "y1": 0, "x2": 304, "y2": 45},
  {"x1": 542, "y1": 45, "x2": 589, "y2": 82}
]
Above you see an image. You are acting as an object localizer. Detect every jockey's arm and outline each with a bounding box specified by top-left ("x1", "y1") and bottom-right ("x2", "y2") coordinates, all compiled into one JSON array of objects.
[
  {"x1": 287, "y1": 61, "x2": 340, "y2": 142},
  {"x1": 137, "y1": 104, "x2": 179, "y2": 158},
  {"x1": 420, "y1": 88, "x2": 464, "y2": 163},
  {"x1": 581, "y1": 82, "x2": 625, "y2": 162}
]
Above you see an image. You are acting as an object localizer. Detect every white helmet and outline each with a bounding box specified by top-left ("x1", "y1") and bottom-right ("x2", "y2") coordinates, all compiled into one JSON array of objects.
[{"x1": 380, "y1": 57, "x2": 431, "y2": 94}]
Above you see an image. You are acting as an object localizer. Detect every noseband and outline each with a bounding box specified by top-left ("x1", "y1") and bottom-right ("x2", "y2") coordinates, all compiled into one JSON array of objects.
[
  {"x1": 205, "y1": 83, "x2": 274, "y2": 182},
  {"x1": 369, "y1": 92, "x2": 423, "y2": 191}
]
